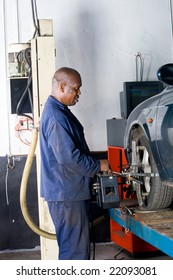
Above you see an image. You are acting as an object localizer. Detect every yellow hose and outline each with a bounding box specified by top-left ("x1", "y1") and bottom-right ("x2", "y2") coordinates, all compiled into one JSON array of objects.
[
  {"x1": 20, "y1": 127, "x2": 56, "y2": 240},
  {"x1": 20, "y1": 127, "x2": 105, "y2": 240}
]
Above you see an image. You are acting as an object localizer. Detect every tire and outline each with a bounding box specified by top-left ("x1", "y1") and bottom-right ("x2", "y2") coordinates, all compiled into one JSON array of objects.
[{"x1": 128, "y1": 127, "x2": 173, "y2": 210}]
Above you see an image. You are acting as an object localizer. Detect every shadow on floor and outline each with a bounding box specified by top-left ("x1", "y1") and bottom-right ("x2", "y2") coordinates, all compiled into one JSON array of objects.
[{"x1": 0, "y1": 243, "x2": 172, "y2": 260}]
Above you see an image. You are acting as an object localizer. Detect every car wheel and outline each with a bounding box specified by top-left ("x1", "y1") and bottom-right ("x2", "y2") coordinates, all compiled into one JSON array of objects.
[{"x1": 128, "y1": 127, "x2": 173, "y2": 210}]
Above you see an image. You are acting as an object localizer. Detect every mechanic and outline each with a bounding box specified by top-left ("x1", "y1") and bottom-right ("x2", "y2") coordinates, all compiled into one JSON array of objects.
[{"x1": 40, "y1": 67, "x2": 111, "y2": 260}]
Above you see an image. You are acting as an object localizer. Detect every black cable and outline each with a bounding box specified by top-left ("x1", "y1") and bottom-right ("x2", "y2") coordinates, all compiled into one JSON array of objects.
[
  {"x1": 16, "y1": 74, "x2": 33, "y2": 120},
  {"x1": 31, "y1": 0, "x2": 38, "y2": 38},
  {"x1": 16, "y1": 48, "x2": 33, "y2": 120},
  {"x1": 33, "y1": 0, "x2": 40, "y2": 36},
  {"x1": 114, "y1": 248, "x2": 125, "y2": 259},
  {"x1": 23, "y1": 48, "x2": 32, "y2": 67},
  {"x1": 31, "y1": 0, "x2": 40, "y2": 38},
  {"x1": 170, "y1": 0, "x2": 173, "y2": 61},
  {"x1": 90, "y1": 219, "x2": 96, "y2": 260},
  {"x1": 89, "y1": 200, "x2": 96, "y2": 260},
  {"x1": 27, "y1": 86, "x2": 33, "y2": 113},
  {"x1": 16, "y1": 48, "x2": 31, "y2": 76}
]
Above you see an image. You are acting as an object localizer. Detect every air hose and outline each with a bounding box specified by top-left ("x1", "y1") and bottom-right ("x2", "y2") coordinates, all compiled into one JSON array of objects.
[
  {"x1": 20, "y1": 127, "x2": 56, "y2": 240},
  {"x1": 20, "y1": 127, "x2": 105, "y2": 240}
]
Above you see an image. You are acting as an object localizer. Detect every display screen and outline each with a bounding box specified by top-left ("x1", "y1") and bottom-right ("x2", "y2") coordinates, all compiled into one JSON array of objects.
[{"x1": 120, "y1": 81, "x2": 164, "y2": 118}]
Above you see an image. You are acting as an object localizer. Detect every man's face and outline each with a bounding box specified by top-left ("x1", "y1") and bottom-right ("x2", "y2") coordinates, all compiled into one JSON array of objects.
[{"x1": 61, "y1": 76, "x2": 82, "y2": 106}]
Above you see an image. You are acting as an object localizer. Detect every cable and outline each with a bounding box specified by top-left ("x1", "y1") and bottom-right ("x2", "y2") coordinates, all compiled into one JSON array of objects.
[
  {"x1": 15, "y1": 117, "x2": 34, "y2": 146},
  {"x1": 33, "y1": 0, "x2": 40, "y2": 36},
  {"x1": 16, "y1": 48, "x2": 31, "y2": 75},
  {"x1": 20, "y1": 127, "x2": 56, "y2": 240},
  {"x1": 31, "y1": 0, "x2": 38, "y2": 37},
  {"x1": 5, "y1": 156, "x2": 15, "y2": 206},
  {"x1": 114, "y1": 248, "x2": 125, "y2": 260},
  {"x1": 5, "y1": 164, "x2": 9, "y2": 205},
  {"x1": 15, "y1": 48, "x2": 33, "y2": 120},
  {"x1": 31, "y1": 0, "x2": 40, "y2": 38},
  {"x1": 16, "y1": 74, "x2": 33, "y2": 120},
  {"x1": 170, "y1": 0, "x2": 173, "y2": 61},
  {"x1": 16, "y1": 0, "x2": 20, "y2": 42},
  {"x1": 89, "y1": 205, "x2": 96, "y2": 260}
]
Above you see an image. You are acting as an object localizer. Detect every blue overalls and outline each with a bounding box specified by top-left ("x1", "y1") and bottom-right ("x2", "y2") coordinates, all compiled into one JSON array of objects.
[{"x1": 40, "y1": 96, "x2": 100, "y2": 259}]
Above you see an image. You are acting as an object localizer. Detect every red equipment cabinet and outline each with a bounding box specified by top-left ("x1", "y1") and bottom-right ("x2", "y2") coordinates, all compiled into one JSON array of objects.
[{"x1": 108, "y1": 145, "x2": 157, "y2": 254}]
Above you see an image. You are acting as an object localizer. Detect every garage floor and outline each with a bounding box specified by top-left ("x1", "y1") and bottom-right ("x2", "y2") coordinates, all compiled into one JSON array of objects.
[{"x1": 0, "y1": 242, "x2": 172, "y2": 260}]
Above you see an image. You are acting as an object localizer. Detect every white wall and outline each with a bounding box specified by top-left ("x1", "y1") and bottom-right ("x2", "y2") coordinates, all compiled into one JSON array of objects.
[{"x1": 1, "y1": 0, "x2": 173, "y2": 155}]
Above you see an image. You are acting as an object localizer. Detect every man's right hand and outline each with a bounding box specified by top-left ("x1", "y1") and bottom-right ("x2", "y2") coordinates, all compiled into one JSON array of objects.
[{"x1": 99, "y1": 159, "x2": 112, "y2": 175}]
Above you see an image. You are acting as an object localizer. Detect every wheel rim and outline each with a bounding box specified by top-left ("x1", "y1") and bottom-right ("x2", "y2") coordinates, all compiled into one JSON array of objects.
[
  {"x1": 140, "y1": 145, "x2": 151, "y2": 193},
  {"x1": 131, "y1": 140, "x2": 151, "y2": 205}
]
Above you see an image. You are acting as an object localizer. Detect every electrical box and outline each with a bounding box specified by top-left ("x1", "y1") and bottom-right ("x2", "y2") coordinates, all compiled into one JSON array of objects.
[
  {"x1": 94, "y1": 173, "x2": 119, "y2": 209},
  {"x1": 8, "y1": 43, "x2": 31, "y2": 78},
  {"x1": 39, "y1": 19, "x2": 53, "y2": 36}
]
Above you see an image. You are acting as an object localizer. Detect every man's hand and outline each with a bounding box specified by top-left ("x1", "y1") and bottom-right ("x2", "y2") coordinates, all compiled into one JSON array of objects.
[{"x1": 99, "y1": 159, "x2": 112, "y2": 175}]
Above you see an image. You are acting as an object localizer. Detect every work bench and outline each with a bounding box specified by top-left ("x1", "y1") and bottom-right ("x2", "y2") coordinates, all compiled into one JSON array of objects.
[{"x1": 109, "y1": 203, "x2": 173, "y2": 258}]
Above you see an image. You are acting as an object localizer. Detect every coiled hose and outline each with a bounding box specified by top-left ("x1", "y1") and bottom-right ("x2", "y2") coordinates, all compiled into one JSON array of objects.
[
  {"x1": 20, "y1": 127, "x2": 56, "y2": 240},
  {"x1": 20, "y1": 128, "x2": 104, "y2": 240}
]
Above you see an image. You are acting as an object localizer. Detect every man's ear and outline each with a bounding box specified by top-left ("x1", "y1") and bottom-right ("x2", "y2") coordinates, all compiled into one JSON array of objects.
[{"x1": 59, "y1": 83, "x2": 65, "y2": 92}]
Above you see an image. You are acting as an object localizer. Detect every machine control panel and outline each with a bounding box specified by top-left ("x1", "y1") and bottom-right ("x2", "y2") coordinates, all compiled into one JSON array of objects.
[{"x1": 93, "y1": 173, "x2": 120, "y2": 209}]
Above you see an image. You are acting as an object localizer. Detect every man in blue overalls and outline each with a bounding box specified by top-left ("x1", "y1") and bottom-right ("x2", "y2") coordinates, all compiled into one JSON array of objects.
[{"x1": 40, "y1": 67, "x2": 111, "y2": 260}]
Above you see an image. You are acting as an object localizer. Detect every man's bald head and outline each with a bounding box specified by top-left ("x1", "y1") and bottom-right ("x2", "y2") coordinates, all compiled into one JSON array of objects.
[
  {"x1": 51, "y1": 67, "x2": 82, "y2": 106},
  {"x1": 52, "y1": 67, "x2": 81, "y2": 87}
]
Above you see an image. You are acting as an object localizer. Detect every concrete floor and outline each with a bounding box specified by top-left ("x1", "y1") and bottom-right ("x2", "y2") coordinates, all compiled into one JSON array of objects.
[{"x1": 0, "y1": 243, "x2": 172, "y2": 260}]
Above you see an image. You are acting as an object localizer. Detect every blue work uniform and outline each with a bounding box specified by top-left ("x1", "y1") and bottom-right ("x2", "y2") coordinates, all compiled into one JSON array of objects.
[{"x1": 40, "y1": 96, "x2": 100, "y2": 259}]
